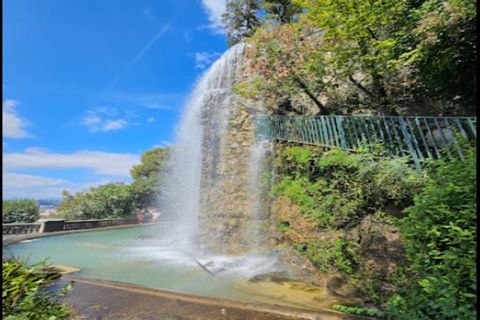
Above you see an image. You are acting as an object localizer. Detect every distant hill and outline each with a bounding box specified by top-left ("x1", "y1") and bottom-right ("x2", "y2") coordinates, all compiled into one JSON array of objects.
[{"x1": 37, "y1": 199, "x2": 61, "y2": 207}]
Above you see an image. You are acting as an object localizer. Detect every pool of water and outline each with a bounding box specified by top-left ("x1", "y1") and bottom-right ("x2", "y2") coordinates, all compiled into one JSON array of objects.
[{"x1": 5, "y1": 225, "x2": 340, "y2": 310}]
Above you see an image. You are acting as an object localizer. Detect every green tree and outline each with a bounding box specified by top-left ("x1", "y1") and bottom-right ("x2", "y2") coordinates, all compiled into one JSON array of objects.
[
  {"x1": 401, "y1": 0, "x2": 477, "y2": 114},
  {"x1": 294, "y1": 0, "x2": 414, "y2": 114},
  {"x1": 291, "y1": 0, "x2": 476, "y2": 115},
  {"x1": 222, "y1": 0, "x2": 261, "y2": 46},
  {"x1": 56, "y1": 183, "x2": 135, "y2": 220},
  {"x1": 130, "y1": 147, "x2": 170, "y2": 209},
  {"x1": 242, "y1": 21, "x2": 330, "y2": 114},
  {"x1": 261, "y1": 0, "x2": 302, "y2": 23},
  {"x1": 130, "y1": 147, "x2": 170, "y2": 181},
  {"x1": 2, "y1": 199, "x2": 39, "y2": 223},
  {"x1": 81, "y1": 183, "x2": 135, "y2": 219},
  {"x1": 387, "y1": 141, "x2": 477, "y2": 319}
]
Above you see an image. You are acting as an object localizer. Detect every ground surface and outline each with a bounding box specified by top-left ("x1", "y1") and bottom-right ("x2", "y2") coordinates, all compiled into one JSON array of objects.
[{"x1": 55, "y1": 276, "x2": 369, "y2": 320}]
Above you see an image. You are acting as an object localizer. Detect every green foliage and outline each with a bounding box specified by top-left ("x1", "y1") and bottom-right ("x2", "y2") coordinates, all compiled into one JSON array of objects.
[
  {"x1": 298, "y1": 239, "x2": 359, "y2": 274},
  {"x1": 401, "y1": 0, "x2": 477, "y2": 112},
  {"x1": 222, "y1": 0, "x2": 261, "y2": 46},
  {"x1": 274, "y1": 146, "x2": 424, "y2": 228},
  {"x1": 230, "y1": 0, "x2": 476, "y2": 115},
  {"x1": 232, "y1": 76, "x2": 265, "y2": 99},
  {"x1": 130, "y1": 147, "x2": 169, "y2": 181},
  {"x1": 130, "y1": 147, "x2": 170, "y2": 209},
  {"x1": 261, "y1": 0, "x2": 302, "y2": 23},
  {"x1": 2, "y1": 199, "x2": 39, "y2": 224},
  {"x1": 333, "y1": 304, "x2": 385, "y2": 318},
  {"x1": 56, "y1": 183, "x2": 135, "y2": 220},
  {"x1": 292, "y1": 0, "x2": 476, "y2": 114},
  {"x1": 278, "y1": 221, "x2": 290, "y2": 232},
  {"x1": 245, "y1": 21, "x2": 328, "y2": 114},
  {"x1": 54, "y1": 146, "x2": 169, "y2": 219},
  {"x1": 385, "y1": 141, "x2": 476, "y2": 319},
  {"x1": 2, "y1": 257, "x2": 72, "y2": 320}
]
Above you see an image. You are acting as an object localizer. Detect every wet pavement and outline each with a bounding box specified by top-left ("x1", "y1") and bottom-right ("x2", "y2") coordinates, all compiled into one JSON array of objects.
[{"x1": 57, "y1": 276, "x2": 369, "y2": 320}]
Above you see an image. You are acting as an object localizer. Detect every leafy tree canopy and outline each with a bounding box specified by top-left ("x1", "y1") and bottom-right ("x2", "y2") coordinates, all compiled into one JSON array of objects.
[
  {"x1": 3, "y1": 199, "x2": 39, "y2": 223},
  {"x1": 56, "y1": 183, "x2": 135, "y2": 220},
  {"x1": 130, "y1": 147, "x2": 170, "y2": 209}
]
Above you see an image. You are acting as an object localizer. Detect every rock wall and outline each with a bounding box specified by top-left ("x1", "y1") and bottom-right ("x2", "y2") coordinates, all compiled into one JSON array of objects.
[{"x1": 194, "y1": 43, "x2": 273, "y2": 255}]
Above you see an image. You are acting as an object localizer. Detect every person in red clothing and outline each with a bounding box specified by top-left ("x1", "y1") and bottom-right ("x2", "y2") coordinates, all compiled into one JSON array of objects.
[{"x1": 136, "y1": 212, "x2": 144, "y2": 223}]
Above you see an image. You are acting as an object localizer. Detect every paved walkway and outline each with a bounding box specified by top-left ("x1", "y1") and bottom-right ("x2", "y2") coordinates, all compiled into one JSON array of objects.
[{"x1": 55, "y1": 276, "x2": 368, "y2": 320}]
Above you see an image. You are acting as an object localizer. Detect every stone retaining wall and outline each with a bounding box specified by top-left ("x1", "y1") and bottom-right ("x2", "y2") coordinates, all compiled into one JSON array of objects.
[{"x1": 3, "y1": 218, "x2": 137, "y2": 235}]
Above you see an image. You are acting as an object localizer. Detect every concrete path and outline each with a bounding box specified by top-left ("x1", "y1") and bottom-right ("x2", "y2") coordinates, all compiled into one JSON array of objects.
[{"x1": 56, "y1": 276, "x2": 369, "y2": 320}]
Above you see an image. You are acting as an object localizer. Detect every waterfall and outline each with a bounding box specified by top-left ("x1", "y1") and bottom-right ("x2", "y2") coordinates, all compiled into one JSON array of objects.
[{"x1": 160, "y1": 44, "x2": 254, "y2": 252}]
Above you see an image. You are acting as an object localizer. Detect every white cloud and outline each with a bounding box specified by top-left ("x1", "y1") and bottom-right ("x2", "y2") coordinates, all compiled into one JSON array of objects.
[
  {"x1": 147, "y1": 117, "x2": 156, "y2": 123},
  {"x1": 195, "y1": 51, "x2": 221, "y2": 69},
  {"x1": 3, "y1": 172, "x2": 72, "y2": 199},
  {"x1": 201, "y1": 0, "x2": 226, "y2": 33},
  {"x1": 2, "y1": 172, "x2": 125, "y2": 199},
  {"x1": 103, "y1": 119, "x2": 128, "y2": 131},
  {"x1": 109, "y1": 92, "x2": 185, "y2": 110},
  {"x1": 3, "y1": 99, "x2": 32, "y2": 138},
  {"x1": 4, "y1": 148, "x2": 140, "y2": 177},
  {"x1": 82, "y1": 107, "x2": 132, "y2": 132}
]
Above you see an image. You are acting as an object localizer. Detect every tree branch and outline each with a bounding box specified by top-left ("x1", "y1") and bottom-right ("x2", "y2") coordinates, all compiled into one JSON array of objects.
[
  {"x1": 348, "y1": 75, "x2": 376, "y2": 99},
  {"x1": 366, "y1": 27, "x2": 378, "y2": 40},
  {"x1": 294, "y1": 77, "x2": 329, "y2": 115}
]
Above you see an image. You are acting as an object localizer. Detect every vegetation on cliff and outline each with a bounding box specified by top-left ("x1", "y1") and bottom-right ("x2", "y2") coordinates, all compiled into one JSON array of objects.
[
  {"x1": 225, "y1": 0, "x2": 476, "y2": 116},
  {"x1": 387, "y1": 140, "x2": 477, "y2": 319},
  {"x1": 273, "y1": 141, "x2": 476, "y2": 318},
  {"x1": 224, "y1": 3, "x2": 476, "y2": 315}
]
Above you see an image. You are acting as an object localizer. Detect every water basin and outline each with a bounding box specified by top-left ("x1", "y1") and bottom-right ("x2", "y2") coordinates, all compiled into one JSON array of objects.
[{"x1": 5, "y1": 225, "x2": 343, "y2": 312}]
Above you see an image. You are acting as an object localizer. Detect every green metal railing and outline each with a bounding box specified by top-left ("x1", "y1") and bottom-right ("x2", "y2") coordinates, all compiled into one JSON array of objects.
[{"x1": 256, "y1": 114, "x2": 477, "y2": 169}]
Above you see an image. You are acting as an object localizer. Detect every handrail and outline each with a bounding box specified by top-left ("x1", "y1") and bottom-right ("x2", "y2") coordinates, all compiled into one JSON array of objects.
[{"x1": 256, "y1": 114, "x2": 476, "y2": 169}]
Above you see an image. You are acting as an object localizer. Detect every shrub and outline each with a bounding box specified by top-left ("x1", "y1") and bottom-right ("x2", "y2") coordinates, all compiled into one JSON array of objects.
[
  {"x1": 2, "y1": 199, "x2": 39, "y2": 223},
  {"x1": 274, "y1": 145, "x2": 425, "y2": 228},
  {"x1": 386, "y1": 141, "x2": 477, "y2": 319},
  {"x1": 298, "y1": 238, "x2": 359, "y2": 274},
  {"x1": 333, "y1": 304, "x2": 385, "y2": 318},
  {"x1": 2, "y1": 257, "x2": 72, "y2": 320},
  {"x1": 56, "y1": 183, "x2": 135, "y2": 220}
]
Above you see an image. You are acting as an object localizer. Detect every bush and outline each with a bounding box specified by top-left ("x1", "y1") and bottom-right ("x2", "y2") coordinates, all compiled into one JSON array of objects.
[
  {"x1": 56, "y1": 183, "x2": 136, "y2": 220},
  {"x1": 333, "y1": 304, "x2": 385, "y2": 318},
  {"x1": 2, "y1": 257, "x2": 72, "y2": 320},
  {"x1": 274, "y1": 145, "x2": 424, "y2": 228},
  {"x1": 386, "y1": 141, "x2": 477, "y2": 319},
  {"x1": 299, "y1": 238, "x2": 359, "y2": 274},
  {"x1": 2, "y1": 199, "x2": 39, "y2": 223}
]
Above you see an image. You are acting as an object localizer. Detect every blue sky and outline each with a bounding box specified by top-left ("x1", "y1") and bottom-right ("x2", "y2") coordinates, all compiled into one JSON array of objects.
[{"x1": 3, "y1": 0, "x2": 228, "y2": 199}]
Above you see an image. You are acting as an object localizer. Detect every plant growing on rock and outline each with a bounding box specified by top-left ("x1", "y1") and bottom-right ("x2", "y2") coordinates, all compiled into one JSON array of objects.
[{"x1": 386, "y1": 140, "x2": 477, "y2": 319}]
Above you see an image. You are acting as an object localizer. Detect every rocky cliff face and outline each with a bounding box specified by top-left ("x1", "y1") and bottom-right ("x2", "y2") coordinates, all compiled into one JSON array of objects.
[{"x1": 195, "y1": 45, "x2": 273, "y2": 255}]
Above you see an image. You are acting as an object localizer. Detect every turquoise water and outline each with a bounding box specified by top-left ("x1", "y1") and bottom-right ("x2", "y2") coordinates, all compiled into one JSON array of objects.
[{"x1": 4, "y1": 226, "x2": 283, "y2": 305}]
